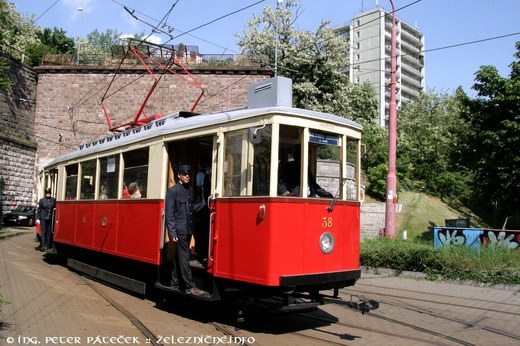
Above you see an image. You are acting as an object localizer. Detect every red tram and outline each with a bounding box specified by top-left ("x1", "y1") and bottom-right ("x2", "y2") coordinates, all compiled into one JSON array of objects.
[{"x1": 38, "y1": 77, "x2": 365, "y2": 311}]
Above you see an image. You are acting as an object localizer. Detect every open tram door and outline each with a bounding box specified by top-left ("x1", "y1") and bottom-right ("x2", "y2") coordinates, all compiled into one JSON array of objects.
[
  {"x1": 36, "y1": 168, "x2": 59, "y2": 245},
  {"x1": 157, "y1": 135, "x2": 217, "y2": 298}
]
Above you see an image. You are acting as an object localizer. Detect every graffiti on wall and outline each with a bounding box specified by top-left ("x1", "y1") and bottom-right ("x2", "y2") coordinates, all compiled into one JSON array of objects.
[
  {"x1": 482, "y1": 230, "x2": 519, "y2": 250},
  {"x1": 434, "y1": 228, "x2": 520, "y2": 250}
]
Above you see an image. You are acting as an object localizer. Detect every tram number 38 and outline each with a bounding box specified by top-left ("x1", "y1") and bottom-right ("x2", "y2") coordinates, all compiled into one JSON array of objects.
[{"x1": 322, "y1": 217, "x2": 333, "y2": 228}]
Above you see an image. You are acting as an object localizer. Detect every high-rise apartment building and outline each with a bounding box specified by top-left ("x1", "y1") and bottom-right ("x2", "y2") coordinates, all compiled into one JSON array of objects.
[{"x1": 341, "y1": 8, "x2": 425, "y2": 126}]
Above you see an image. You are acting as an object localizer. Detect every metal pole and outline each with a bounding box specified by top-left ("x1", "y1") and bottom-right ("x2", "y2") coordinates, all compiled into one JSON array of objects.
[
  {"x1": 384, "y1": 0, "x2": 398, "y2": 238},
  {"x1": 274, "y1": 0, "x2": 283, "y2": 76},
  {"x1": 76, "y1": 7, "x2": 84, "y2": 65}
]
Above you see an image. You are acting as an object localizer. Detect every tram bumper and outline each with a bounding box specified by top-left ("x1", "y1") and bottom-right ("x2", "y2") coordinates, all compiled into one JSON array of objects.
[{"x1": 280, "y1": 269, "x2": 361, "y2": 289}]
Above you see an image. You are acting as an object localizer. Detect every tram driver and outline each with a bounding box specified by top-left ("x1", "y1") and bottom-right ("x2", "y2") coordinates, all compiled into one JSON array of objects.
[
  {"x1": 278, "y1": 145, "x2": 333, "y2": 198},
  {"x1": 165, "y1": 164, "x2": 207, "y2": 296}
]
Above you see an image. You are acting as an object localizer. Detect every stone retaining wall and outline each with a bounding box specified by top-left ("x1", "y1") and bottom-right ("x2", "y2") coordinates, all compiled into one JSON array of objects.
[{"x1": 0, "y1": 53, "x2": 38, "y2": 218}]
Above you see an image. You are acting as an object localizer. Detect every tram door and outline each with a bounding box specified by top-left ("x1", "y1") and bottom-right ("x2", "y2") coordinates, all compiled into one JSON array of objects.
[{"x1": 159, "y1": 136, "x2": 214, "y2": 284}]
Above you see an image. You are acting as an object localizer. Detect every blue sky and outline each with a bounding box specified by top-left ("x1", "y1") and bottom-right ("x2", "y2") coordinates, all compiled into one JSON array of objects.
[{"x1": 10, "y1": 0, "x2": 520, "y2": 96}]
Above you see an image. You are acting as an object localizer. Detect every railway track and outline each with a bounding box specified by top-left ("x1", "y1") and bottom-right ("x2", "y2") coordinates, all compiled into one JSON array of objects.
[
  {"x1": 69, "y1": 265, "x2": 520, "y2": 345},
  {"x1": 348, "y1": 283, "x2": 520, "y2": 340},
  {"x1": 76, "y1": 273, "x2": 259, "y2": 346}
]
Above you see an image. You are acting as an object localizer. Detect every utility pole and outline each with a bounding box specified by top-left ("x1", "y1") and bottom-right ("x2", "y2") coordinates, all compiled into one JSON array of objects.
[
  {"x1": 384, "y1": 0, "x2": 398, "y2": 238},
  {"x1": 76, "y1": 7, "x2": 84, "y2": 65},
  {"x1": 274, "y1": 0, "x2": 283, "y2": 76}
]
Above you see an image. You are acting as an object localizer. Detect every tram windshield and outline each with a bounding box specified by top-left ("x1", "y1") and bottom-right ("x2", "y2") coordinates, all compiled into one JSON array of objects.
[
  {"x1": 278, "y1": 125, "x2": 340, "y2": 198},
  {"x1": 222, "y1": 123, "x2": 359, "y2": 200}
]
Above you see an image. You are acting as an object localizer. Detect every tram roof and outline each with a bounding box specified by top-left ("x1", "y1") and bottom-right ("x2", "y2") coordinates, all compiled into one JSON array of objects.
[{"x1": 44, "y1": 106, "x2": 362, "y2": 169}]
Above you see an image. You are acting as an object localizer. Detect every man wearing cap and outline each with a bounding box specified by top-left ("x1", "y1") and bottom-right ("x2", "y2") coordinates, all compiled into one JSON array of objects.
[
  {"x1": 37, "y1": 187, "x2": 56, "y2": 251},
  {"x1": 165, "y1": 164, "x2": 206, "y2": 296}
]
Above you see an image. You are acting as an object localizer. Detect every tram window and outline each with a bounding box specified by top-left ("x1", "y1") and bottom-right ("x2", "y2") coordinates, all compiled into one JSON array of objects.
[
  {"x1": 312, "y1": 140, "x2": 340, "y2": 199},
  {"x1": 346, "y1": 139, "x2": 359, "y2": 201},
  {"x1": 224, "y1": 131, "x2": 246, "y2": 196},
  {"x1": 65, "y1": 164, "x2": 78, "y2": 200},
  {"x1": 278, "y1": 126, "x2": 337, "y2": 198},
  {"x1": 278, "y1": 125, "x2": 303, "y2": 197},
  {"x1": 223, "y1": 126, "x2": 272, "y2": 197},
  {"x1": 123, "y1": 148, "x2": 149, "y2": 198},
  {"x1": 99, "y1": 156, "x2": 119, "y2": 199},
  {"x1": 252, "y1": 125, "x2": 271, "y2": 196},
  {"x1": 80, "y1": 160, "x2": 96, "y2": 200}
]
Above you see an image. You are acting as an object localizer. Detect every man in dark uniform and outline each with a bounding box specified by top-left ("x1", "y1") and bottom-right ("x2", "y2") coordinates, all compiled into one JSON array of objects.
[
  {"x1": 37, "y1": 187, "x2": 56, "y2": 251},
  {"x1": 165, "y1": 164, "x2": 206, "y2": 296}
]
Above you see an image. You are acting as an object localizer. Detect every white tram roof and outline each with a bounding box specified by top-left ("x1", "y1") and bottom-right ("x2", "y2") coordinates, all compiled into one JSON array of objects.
[{"x1": 45, "y1": 106, "x2": 362, "y2": 169}]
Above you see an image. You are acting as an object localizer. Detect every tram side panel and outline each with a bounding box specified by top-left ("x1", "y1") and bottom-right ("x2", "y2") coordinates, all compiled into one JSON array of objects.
[
  {"x1": 54, "y1": 200, "x2": 163, "y2": 265},
  {"x1": 212, "y1": 199, "x2": 360, "y2": 287}
]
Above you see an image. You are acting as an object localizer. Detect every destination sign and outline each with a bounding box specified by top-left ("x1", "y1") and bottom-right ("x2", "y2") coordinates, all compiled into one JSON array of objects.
[{"x1": 309, "y1": 131, "x2": 340, "y2": 146}]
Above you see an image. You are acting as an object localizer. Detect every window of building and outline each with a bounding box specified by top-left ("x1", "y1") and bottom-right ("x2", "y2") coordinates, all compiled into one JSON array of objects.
[
  {"x1": 80, "y1": 160, "x2": 96, "y2": 200},
  {"x1": 99, "y1": 156, "x2": 119, "y2": 199},
  {"x1": 65, "y1": 164, "x2": 78, "y2": 200},
  {"x1": 123, "y1": 148, "x2": 149, "y2": 198}
]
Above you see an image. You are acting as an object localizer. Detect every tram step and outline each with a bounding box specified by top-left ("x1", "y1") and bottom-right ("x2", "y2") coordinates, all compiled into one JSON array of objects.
[{"x1": 67, "y1": 258, "x2": 146, "y2": 295}]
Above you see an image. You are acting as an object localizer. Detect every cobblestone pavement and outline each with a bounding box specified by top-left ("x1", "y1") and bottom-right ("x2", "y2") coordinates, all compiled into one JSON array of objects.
[{"x1": 1, "y1": 229, "x2": 520, "y2": 346}]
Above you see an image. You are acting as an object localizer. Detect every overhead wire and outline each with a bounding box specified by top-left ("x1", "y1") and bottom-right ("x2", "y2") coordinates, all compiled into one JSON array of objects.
[
  {"x1": 31, "y1": 0, "x2": 61, "y2": 24},
  {"x1": 45, "y1": 0, "x2": 520, "y2": 115}
]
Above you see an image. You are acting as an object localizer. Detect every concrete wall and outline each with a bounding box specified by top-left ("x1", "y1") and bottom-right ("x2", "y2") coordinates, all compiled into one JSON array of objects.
[
  {"x1": 361, "y1": 202, "x2": 385, "y2": 240},
  {"x1": 0, "y1": 53, "x2": 38, "y2": 218}
]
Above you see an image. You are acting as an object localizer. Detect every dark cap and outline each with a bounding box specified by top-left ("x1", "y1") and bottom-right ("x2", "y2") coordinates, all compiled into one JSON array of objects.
[
  {"x1": 44, "y1": 187, "x2": 51, "y2": 194},
  {"x1": 177, "y1": 164, "x2": 192, "y2": 174}
]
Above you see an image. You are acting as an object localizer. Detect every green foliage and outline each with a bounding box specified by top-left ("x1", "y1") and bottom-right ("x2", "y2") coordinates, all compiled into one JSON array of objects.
[
  {"x1": 361, "y1": 123, "x2": 388, "y2": 199},
  {"x1": 366, "y1": 163, "x2": 387, "y2": 200},
  {"x1": 362, "y1": 238, "x2": 446, "y2": 274},
  {"x1": 456, "y1": 42, "x2": 520, "y2": 227},
  {"x1": 397, "y1": 92, "x2": 472, "y2": 200},
  {"x1": 0, "y1": 0, "x2": 40, "y2": 60},
  {"x1": 39, "y1": 27, "x2": 75, "y2": 53},
  {"x1": 361, "y1": 237, "x2": 520, "y2": 285},
  {"x1": 237, "y1": 0, "x2": 378, "y2": 119}
]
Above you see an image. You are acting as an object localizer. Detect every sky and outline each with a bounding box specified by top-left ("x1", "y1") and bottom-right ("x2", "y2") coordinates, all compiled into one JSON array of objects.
[{"x1": 9, "y1": 0, "x2": 520, "y2": 96}]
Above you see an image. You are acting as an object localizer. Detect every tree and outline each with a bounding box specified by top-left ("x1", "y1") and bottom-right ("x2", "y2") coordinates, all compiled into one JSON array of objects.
[
  {"x1": 78, "y1": 28, "x2": 123, "y2": 64},
  {"x1": 0, "y1": 0, "x2": 40, "y2": 60},
  {"x1": 237, "y1": 0, "x2": 376, "y2": 118},
  {"x1": 397, "y1": 91, "x2": 471, "y2": 200},
  {"x1": 457, "y1": 42, "x2": 520, "y2": 226},
  {"x1": 238, "y1": 0, "x2": 382, "y2": 197},
  {"x1": 25, "y1": 27, "x2": 75, "y2": 65}
]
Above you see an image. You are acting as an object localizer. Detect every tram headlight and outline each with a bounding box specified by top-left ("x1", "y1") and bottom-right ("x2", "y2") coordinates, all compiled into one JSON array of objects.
[{"x1": 320, "y1": 232, "x2": 335, "y2": 254}]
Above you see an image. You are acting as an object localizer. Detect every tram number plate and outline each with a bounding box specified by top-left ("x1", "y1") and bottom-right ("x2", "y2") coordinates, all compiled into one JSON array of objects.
[{"x1": 322, "y1": 217, "x2": 333, "y2": 228}]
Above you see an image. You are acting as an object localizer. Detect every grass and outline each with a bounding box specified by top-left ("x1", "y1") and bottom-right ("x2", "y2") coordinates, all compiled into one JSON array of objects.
[
  {"x1": 364, "y1": 191, "x2": 519, "y2": 285},
  {"x1": 361, "y1": 237, "x2": 520, "y2": 286},
  {"x1": 396, "y1": 190, "x2": 488, "y2": 241}
]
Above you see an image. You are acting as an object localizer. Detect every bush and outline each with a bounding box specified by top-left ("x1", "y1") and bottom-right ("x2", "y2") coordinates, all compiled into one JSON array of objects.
[{"x1": 361, "y1": 237, "x2": 520, "y2": 285}]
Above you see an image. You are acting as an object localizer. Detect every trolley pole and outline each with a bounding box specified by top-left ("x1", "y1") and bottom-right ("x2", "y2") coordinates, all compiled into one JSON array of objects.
[{"x1": 384, "y1": 0, "x2": 398, "y2": 238}]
